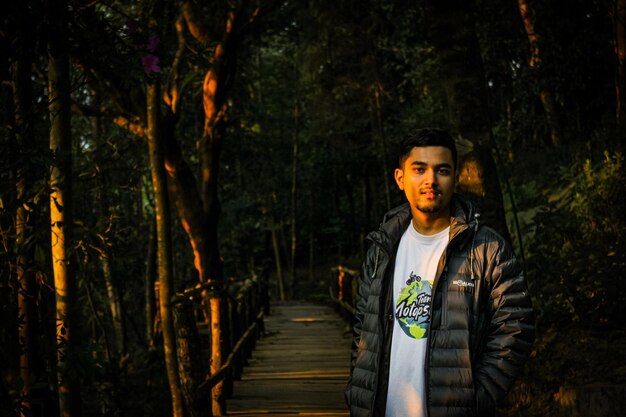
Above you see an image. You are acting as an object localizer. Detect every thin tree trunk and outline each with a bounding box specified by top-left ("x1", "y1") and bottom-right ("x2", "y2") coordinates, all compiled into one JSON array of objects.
[
  {"x1": 209, "y1": 295, "x2": 225, "y2": 416},
  {"x1": 101, "y1": 251, "x2": 125, "y2": 356},
  {"x1": 146, "y1": 82, "x2": 184, "y2": 417},
  {"x1": 145, "y1": 218, "x2": 157, "y2": 346},
  {"x1": 362, "y1": 174, "x2": 371, "y2": 255},
  {"x1": 48, "y1": 0, "x2": 81, "y2": 413},
  {"x1": 271, "y1": 224, "x2": 286, "y2": 301},
  {"x1": 279, "y1": 223, "x2": 292, "y2": 288},
  {"x1": 308, "y1": 191, "x2": 314, "y2": 284},
  {"x1": 517, "y1": 0, "x2": 562, "y2": 146},
  {"x1": 372, "y1": 81, "x2": 391, "y2": 211},
  {"x1": 615, "y1": 0, "x2": 626, "y2": 128},
  {"x1": 289, "y1": 101, "x2": 298, "y2": 297}
]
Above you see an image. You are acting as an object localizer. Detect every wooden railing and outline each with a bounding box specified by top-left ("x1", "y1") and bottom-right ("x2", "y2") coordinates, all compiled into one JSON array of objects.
[
  {"x1": 329, "y1": 265, "x2": 359, "y2": 322},
  {"x1": 167, "y1": 269, "x2": 269, "y2": 399}
]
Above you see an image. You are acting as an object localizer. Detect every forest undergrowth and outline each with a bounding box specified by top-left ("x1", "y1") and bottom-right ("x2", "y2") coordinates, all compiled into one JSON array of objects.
[{"x1": 500, "y1": 132, "x2": 626, "y2": 416}]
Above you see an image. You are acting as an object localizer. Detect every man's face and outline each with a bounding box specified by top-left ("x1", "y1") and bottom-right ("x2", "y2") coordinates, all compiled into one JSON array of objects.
[{"x1": 394, "y1": 146, "x2": 456, "y2": 217}]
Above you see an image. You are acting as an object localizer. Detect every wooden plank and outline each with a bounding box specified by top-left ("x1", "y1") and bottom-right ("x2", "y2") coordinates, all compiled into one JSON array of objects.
[{"x1": 227, "y1": 303, "x2": 351, "y2": 416}]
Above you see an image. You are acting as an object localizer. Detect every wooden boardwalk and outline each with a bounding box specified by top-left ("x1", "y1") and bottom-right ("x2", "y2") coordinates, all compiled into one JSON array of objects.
[{"x1": 227, "y1": 302, "x2": 352, "y2": 416}]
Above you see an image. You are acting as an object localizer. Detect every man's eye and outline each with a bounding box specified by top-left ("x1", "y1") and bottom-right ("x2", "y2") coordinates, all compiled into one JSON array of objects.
[
  {"x1": 415, "y1": 168, "x2": 425, "y2": 174},
  {"x1": 439, "y1": 169, "x2": 450, "y2": 175}
]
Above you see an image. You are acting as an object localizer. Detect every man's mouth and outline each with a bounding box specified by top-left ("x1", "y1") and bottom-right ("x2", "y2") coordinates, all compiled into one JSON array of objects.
[{"x1": 421, "y1": 189, "x2": 440, "y2": 199}]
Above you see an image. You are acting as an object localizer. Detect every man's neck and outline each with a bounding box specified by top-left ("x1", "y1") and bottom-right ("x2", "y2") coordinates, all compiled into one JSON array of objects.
[{"x1": 411, "y1": 210, "x2": 451, "y2": 236}]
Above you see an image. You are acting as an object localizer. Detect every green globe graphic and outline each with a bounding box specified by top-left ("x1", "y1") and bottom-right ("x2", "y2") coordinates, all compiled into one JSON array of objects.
[{"x1": 396, "y1": 280, "x2": 431, "y2": 339}]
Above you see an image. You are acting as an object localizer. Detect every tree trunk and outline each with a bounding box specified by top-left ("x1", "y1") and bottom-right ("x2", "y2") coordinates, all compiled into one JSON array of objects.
[
  {"x1": 427, "y1": 0, "x2": 511, "y2": 241},
  {"x1": 145, "y1": 218, "x2": 157, "y2": 346},
  {"x1": 13, "y1": 8, "x2": 38, "y2": 412},
  {"x1": 308, "y1": 191, "x2": 315, "y2": 283},
  {"x1": 615, "y1": 0, "x2": 626, "y2": 129},
  {"x1": 173, "y1": 303, "x2": 212, "y2": 417},
  {"x1": 48, "y1": 0, "x2": 81, "y2": 414},
  {"x1": 199, "y1": 90, "x2": 227, "y2": 417},
  {"x1": 372, "y1": 81, "x2": 391, "y2": 211},
  {"x1": 146, "y1": 82, "x2": 184, "y2": 417},
  {"x1": 289, "y1": 101, "x2": 298, "y2": 297},
  {"x1": 209, "y1": 294, "x2": 226, "y2": 416},
  {"x1": 165, "y1": 4, "x2": 265, "y2": 413},
  {"x1": 101, "y1": 251, "x2": 125, "y2": 356},
  {"x1": 160, "y1": 108, "x2": 224, "y2": 414},
  {"x1": 271, "y1": 224, "x2": 286, "y2": 301},
  {"x1": 517, "y1": 0, "x2": 562, "y2": 146}
]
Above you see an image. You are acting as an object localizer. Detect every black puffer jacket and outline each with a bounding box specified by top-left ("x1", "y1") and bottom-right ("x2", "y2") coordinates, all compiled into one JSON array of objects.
[{"x1": 345, "y1": 195, "x2": 534, "y2": 417}]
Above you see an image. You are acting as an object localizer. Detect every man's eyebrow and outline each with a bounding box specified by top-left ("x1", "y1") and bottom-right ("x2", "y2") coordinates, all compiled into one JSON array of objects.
[{"x1": 410, "y1": 161, "x2": 452, "y2": 168}]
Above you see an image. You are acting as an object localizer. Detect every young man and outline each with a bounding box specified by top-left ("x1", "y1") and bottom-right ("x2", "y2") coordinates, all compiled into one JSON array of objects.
[{"x1": 345, "y1": 128, "x2": 534, "y2": 417}]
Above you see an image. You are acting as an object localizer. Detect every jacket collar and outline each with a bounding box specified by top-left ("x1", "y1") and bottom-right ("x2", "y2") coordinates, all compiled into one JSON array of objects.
[{"x1": 367, "y1": 194, "x2": 480, "y2": 254}]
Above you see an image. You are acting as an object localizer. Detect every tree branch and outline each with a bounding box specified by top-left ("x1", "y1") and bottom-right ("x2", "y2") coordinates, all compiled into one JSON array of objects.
[{"x1": 113, "y1": 116, "x2": 147, "y2": 139}]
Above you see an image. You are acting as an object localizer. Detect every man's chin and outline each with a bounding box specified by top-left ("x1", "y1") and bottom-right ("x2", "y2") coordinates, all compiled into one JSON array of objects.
[{"x1": 416, "y1": 204, "x2": 442, "y2": 214}]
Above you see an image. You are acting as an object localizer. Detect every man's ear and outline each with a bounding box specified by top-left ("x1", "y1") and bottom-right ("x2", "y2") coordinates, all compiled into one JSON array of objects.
[{"x1": 394, "y1": 168, "x2": 405, "y2": 190}]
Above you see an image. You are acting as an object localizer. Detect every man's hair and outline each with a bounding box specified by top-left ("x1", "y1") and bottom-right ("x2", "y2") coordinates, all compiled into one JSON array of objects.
[{"x1": 398, "y1": 128, "x2": 458, "y2": 169}]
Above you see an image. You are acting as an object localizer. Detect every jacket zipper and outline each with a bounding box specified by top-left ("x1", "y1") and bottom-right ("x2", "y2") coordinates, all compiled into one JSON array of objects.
[{"x1": 440, "y1": 266, "x2": 449, "y2": 328}]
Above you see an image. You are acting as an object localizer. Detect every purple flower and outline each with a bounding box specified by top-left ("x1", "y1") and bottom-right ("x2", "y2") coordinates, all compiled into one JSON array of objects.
[
  {"x1": 147, "y1": 34, "x2": 160, "y2": 52},
  {"x1": 142, "y1": 54, "x2": 161, "y2": 75}
]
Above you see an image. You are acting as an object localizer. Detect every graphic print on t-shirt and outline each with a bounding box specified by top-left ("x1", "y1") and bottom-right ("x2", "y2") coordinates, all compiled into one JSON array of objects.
[{"x1": 395, "y1": 271, "x2": 432, "y2": 339}]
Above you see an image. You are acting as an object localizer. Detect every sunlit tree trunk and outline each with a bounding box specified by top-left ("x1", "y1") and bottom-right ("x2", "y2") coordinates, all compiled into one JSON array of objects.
[
  {"x1": 48, "y1": 0, "x2": 81, "y2": 415},
  {"x1": 199, "y1": 114, "x2": 228, "y2": 416},
  {"x1": 615, "y1": 0, "x2": 626, "y2": 129},
  {"x1": 151, "y1": 68, "x2": 210, "y2": 415},
  {"x1": 427, "y1": 0, "x2": 511, "y2": 241},
  {"x1": 517, "y1": 0, "x2": 562, "y2": 146},
  {"x1": 173, "y1": 4, "x2": 262, "y2": 412},
  {"x1": 146, "y1": 82, "x2": 184, "y2": 417}
]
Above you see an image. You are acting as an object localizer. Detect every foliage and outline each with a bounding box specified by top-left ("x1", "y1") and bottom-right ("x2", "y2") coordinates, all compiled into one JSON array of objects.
[
  {"x1": 503, "y1": 146, "x2": 626, "y2": 416},
  {"x1": 527, "y1": 150, "x2": 626, "y2": 328}
]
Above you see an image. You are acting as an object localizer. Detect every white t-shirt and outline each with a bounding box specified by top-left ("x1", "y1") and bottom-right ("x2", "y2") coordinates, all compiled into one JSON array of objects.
[{"x1": 385, "y1": 224, "x2": 449, "y2": 417}]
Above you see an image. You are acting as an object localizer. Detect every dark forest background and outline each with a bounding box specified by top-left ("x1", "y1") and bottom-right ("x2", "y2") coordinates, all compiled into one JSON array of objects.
[{"x1": 1, "y1": 0, "x2": 625, "y2": 416}]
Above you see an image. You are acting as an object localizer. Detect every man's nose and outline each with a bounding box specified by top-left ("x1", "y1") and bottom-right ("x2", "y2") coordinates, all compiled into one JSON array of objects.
[{"x1": 424, "y1": 168, "x2": 436, "y2": 184}]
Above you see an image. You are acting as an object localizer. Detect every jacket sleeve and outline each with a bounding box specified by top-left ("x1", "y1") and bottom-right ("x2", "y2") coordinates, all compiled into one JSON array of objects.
[
  {"x1": 349, "y1": 245, "x2": 377, "y2": 374},
  {"x1": 345, "y1": 245, "x2": 378, "y2": 408},
  {"x1": 474, "y1": 235, "x2": 535, "y2": 411}
]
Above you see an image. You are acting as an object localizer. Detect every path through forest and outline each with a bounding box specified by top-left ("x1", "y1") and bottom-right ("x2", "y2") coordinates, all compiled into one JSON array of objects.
[{"x1": 227, "y1": 302, "x2": 351, "y2": 416}]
